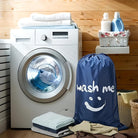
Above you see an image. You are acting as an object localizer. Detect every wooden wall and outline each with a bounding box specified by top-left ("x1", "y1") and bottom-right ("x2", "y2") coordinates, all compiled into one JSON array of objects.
[{"x1": 0, "y1": 0, "x2": 138, "y2": 91}]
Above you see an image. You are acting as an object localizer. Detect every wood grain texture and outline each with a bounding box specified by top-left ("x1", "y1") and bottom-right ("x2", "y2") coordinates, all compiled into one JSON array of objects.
[
  {"x1": 0, "y1": 128, "x2": 136, "y2": 138},
  {"x1": 0, "y1": 0, "x2": 137, "y2": 12},
  {"x1": 82, "y1": 41, "x2": 138, "y2": 55},
  {"x1": 116, "y1": 70, "x2": 138, "y2": 85},
  {"x1": 0, "y1": 11, "x2": 137, "y2": 25},
  {"x1": 0, "y1": 1, "x2": 137, "y2": 98},
  {"x1": 0, "y1": 129, "x2": 76, "y2": 138}
]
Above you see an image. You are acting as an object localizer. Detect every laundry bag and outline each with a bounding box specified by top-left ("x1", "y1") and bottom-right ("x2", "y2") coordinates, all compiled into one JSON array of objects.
[{"x1": 74, "y1": 53, "x2": 127, "y2": 130}]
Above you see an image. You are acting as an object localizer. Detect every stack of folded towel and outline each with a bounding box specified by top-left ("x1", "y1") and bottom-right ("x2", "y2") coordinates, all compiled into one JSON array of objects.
[
  {"x1": 31, "y1": 112, "x2": 74, "y2": 137},
  {"x1": 18, "y1": 12, "x2": 73, "y2": 28}
]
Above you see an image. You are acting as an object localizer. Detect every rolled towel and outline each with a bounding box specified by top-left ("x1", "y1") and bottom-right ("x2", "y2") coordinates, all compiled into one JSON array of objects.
[
  {"x1": 18, "y1": 18, "x2": 71, "y2": 28},
  {"x1": 31, "y1": 12, "x2": 71, "y2": 21}
]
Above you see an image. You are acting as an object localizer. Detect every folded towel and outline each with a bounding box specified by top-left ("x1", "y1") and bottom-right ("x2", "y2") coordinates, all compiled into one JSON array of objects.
[
  {"x1": 32, "y1": 112, "x2": 74, "y2": 130},
  {"x1": 18, "y1": 18, "x2": 71, "y2": 28},
  {"x1": 31, "y1": 126, "x2": 73, "y2": 137},
  {"x1": 31, "y1": 12, "x2": 71, "y2": 21},
  {"x1": 21, "y1": 21, "x2": 77, "y2": 29},
  {"x1": 21, "y1": 25, "x2": 76, "y2": 30},
  {"x1": 33, "y1": 122, "x2": 72, "y2": 133}
]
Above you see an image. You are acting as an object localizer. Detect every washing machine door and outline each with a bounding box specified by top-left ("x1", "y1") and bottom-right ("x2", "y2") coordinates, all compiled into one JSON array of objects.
[{"x1": 18, "y1": 48, "x2": 72, "y2": 103}]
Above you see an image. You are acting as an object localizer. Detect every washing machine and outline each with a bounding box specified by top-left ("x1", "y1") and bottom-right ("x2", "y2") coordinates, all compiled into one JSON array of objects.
[{"x1": 10, "y1": 28, "x2": 81, "y2": 128}]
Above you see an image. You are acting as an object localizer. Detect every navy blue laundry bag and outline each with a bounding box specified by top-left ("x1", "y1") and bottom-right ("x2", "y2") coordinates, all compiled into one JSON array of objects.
[{"x1": 74, "y1": 53, "x2": 127, "y2": 130}]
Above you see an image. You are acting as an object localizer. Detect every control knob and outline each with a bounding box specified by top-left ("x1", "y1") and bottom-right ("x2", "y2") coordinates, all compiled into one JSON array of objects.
[{"x1": 41, "y1": 35, "x2": 47, "y2": 41}]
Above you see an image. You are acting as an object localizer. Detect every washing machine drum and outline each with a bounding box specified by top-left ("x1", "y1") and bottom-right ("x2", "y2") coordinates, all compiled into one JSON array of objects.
[{"x1": 18, "y1": 48, "x2": 72, "y2": 103}]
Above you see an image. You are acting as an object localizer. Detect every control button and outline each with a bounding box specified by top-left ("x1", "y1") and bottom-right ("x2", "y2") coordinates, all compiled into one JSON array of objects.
[
  {"x1": 41, "y1": 35, "x2": 47, "y2": 41},
  {"x1": 65, "y1": 109, "x2": 68, "y2": 111}
]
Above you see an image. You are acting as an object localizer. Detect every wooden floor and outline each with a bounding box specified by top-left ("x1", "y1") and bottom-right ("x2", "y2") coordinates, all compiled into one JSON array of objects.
[
  {"x1": 0, "y1": 126, "x2": 136, "y2": 138},
  {"x1": 0, "y1": 129, "x2": 76, "y2": 138}
]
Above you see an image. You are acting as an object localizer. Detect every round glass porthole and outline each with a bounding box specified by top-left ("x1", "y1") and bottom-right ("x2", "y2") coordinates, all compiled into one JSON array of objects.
[
  {"x1": 18, "y1": 48, "x2": 72, "y2": 103},
  {"x1": 27, "y1": 55, "x2": 62, "y2": 93}
]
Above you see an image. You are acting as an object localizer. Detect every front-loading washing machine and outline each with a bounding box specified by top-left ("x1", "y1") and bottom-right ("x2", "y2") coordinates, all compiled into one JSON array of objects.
[{"x1": 10, "y1": 28, "x2": 81, "y2": 128}]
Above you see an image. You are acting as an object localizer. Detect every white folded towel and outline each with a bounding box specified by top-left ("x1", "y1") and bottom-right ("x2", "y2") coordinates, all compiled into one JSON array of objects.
[
  {"x1": 31, "y1": 12, "x2": 71, "y2": 21},
  {"x1": 31, "y1": 126, "x2": 73, "y2": 137},
  {"x1": 32, "y1": 112, "x2": 74, "y2": 130},
  {"x1": 18, "y1": 18, "x2": 71, "y2": 28}
]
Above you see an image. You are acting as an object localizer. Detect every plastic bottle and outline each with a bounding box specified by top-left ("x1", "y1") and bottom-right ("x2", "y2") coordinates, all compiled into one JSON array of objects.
[
  {"x1": 101, "y1": 12, "x2": 111, "y2": 32},
  {"x1": 111, "y1": 12, "x2": 124, "y2": 32}
]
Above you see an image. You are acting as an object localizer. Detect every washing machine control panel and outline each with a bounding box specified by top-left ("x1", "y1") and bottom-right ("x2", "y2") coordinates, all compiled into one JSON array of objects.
[{"x1": 36, "y1": 29, "x2": 78, "y2": 45}]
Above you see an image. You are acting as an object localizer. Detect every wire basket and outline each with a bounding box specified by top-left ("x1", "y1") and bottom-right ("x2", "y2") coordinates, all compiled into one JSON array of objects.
[{"x1": 99, "y1": 30, "x2": 130, "y2": 47}]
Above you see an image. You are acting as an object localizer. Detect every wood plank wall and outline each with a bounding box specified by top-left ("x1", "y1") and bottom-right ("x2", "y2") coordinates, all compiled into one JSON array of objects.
[{"x1": 0, "y1": 0, "x2": 138, "y2": 91}]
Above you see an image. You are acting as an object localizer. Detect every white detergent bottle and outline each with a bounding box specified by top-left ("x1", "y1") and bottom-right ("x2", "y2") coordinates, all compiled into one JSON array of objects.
[
  {"x1": 111, "y1": 12, "x2": 124, "y2": 32},
  {"x1": 101, "y1": 12, "x2": 111, "y2": 32}
]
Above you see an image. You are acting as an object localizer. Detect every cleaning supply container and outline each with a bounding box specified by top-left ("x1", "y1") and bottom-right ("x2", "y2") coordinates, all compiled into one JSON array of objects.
[
  {"x1": 111, "y1": 12, "x2": 124, "y2": 32},
  {"x1": 101, "y1": 12, "x2": 111, "y2": 32}
]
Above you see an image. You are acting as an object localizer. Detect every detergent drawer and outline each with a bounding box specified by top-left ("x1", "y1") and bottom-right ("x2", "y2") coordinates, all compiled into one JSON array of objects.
[{"x1": 11, "y1": 29, "x2": 35, "y2": 45}]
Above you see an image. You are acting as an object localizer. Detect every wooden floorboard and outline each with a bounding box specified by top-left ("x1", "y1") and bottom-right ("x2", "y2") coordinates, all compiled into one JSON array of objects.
[
  {"x1": 0, "y1": 129, "x2": 76, "y2": 138},
  {"x1": 0, "y1": 126, "x2": 136, "y2": 138}
]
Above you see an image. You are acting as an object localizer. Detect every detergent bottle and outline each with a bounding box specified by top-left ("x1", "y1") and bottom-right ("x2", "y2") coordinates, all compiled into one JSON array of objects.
[
  {"x1": 111, "y1": 12, "x2": 124, "y2": 32},
  {"x1": 101, "y1": 12, "x2": 111, "y2": 32}
]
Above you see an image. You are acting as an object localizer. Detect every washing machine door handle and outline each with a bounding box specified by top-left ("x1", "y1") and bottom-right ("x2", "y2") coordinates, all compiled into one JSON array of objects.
[{"x1": 66, "y1": 61, "x2": 72, "y2": 90}]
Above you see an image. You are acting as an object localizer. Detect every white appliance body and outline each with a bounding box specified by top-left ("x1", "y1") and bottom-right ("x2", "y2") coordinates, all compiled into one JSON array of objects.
[{"x1": 10, "y1": 29, "x2": 81, "y2": 128}]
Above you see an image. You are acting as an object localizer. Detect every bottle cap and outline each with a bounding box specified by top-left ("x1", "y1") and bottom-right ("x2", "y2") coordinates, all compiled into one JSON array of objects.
[
  {"x1": 114, "y1": 12, "x2": 120, "y2": 19},
  {"x1": 103, "y1": 13, "x2": 109, "y2": 20}
]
